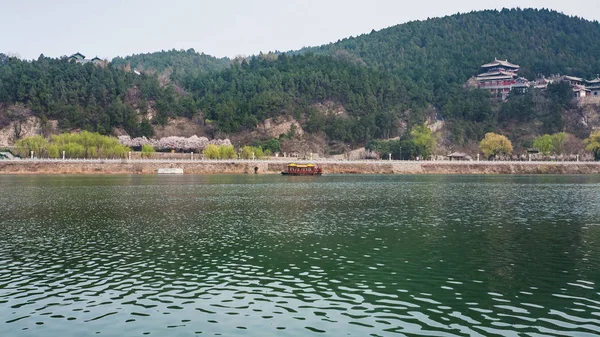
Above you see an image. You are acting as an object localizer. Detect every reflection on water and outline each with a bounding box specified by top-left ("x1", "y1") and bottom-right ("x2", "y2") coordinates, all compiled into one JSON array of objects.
[{"x1": 1, "y1": 174, "x2": 600, "y2": 336}]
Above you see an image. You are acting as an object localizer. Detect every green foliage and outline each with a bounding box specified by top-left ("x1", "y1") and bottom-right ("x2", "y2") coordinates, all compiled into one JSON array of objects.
[
  {"x1": 3, "y1": 9, "x2": 600, "y2": 149},
  {"x1": 479, "y1": 133, "x2": 513, "y2": 159},
  {"x1": 305, "y1": 8, "x2": 600, "y2": 86},
  {"x1": 141, "y1": 144, "x2": 155, "y2": 158},
  {"x1": 552, "y1": 132, "x2": 568, "y2": 155},
  {"x1": 16, "y1": 131, "x2": 130, "y2": 158},
  {"x1": 240, "y1": 146, "x2": 265, "y2": 159},
  {"x1": 533, "y1": 132, "x2": 569, "y2": 155},
  {"x1": 533, "y1": 134, "x2": 554, "y2": 155},
  {"x1": 202, "y1": 144, "x2": 220, "y2": 159},
  {"x1": 584, "y1": 130, "x2": 600, "y2": 161},
  {"x1": 253, "y1": 138, "x2": 281, "y2": 154},
  {"x1": 15, "y1": 135, "x2": 47, "y2": 158},
  {"x1": 111, "y1": 49, "x2": 230, "y2": 83},
  {"x1": 0, "y1": 55, "x2": 189, "y2": 136},
  {"x1": 219, "y1": 145, "x2": 236, "y2": 159},
  {"x1": 367, "y1": 126, "x2": 438, "y2": 160},
  {"x1": 410, "y1": 124, "x2": 439, "y2": 159},
  {"x1": 202, "y1": 144, "x2": 235, "y2": 159}
]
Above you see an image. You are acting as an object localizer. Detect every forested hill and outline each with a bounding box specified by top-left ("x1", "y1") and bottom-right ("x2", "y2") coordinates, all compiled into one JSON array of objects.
[
  {"x1": 1, "y1": 8, "x2": 600, "y2": 153},
  {"x1": 111, "y1": 49, "x2": 230, "y2": 83},
  {"x1": 302, "y1": 8, "x2": 600, "y2": 87}
]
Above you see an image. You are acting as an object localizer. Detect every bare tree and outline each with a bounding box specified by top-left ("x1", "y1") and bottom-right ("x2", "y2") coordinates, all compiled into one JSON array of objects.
[{"x1": 7, "y1": 103, "x2": 29, "y2": 142}]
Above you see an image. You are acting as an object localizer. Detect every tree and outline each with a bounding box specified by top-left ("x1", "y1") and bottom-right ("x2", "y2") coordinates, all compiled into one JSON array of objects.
[
  {"x1": 139, "y1": 118, "x2": 154, "y2": 138},
  {"x1": 202, "y1": 144, "x2": 221, "y2": 159},
  {"x1": 479, "y1": 132, "x2": 513, "y2": 159},
  {"x1": 219, "y1": 145, "x2": 236, "y2": 159},
  {"x1": 410, "y1": 124, "x2": 438, "y2": 159},
  {"x1": 533, "y1": 134, "x2": 553, "y2": 156},
  {"x1": 240, "y1": 146, "x2": 264, "y2": 159},
  {"x1": 6, "y1": 103, "x2": 29, "y2": 142},
  {"x1": 584, "y1": 130, "x2": 600, "y2": 161},
  {"x1": 551, "y1": 132, "x2": 568, "y2": 155},
  {"x1": 141, "y1": 144, "x2": 155, "y2": 158}
]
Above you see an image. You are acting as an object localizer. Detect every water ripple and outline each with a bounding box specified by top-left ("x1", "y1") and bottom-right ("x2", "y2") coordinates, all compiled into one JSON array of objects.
[{"x1": 1, "y1": 174, "x2": 600, "y2": 336}]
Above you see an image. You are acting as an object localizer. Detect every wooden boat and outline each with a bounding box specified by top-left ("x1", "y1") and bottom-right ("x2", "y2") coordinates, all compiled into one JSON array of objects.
[{"x1": 281, "y1": 163, "x2": 323, "y2": 176}]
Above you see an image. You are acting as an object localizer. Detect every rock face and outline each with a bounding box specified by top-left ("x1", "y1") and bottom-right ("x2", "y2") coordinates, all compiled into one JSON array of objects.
[
  {"x1": 0, "y1": 117, "x2": 42, "y2": 146},
  {"x1": 152, "y1": 117, "x2": 208, "y2": 138},
  {"x1": 256, "y1": 117, "x2": 304, "y2": 139}
]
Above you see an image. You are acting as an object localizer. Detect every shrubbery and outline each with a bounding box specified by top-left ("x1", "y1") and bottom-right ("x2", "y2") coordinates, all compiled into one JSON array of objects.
[
  {"x1": 16, "y1": 131, "x2": 130, "y2": 158},
  {"x1": 202, "y1": 144, "x2": 235, "y2": 159}
]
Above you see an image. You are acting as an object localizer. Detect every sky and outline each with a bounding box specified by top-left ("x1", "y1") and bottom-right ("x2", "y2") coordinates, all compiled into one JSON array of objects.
[{"x1": 1, "y1": 0, "x2": 599, "y2": 60}]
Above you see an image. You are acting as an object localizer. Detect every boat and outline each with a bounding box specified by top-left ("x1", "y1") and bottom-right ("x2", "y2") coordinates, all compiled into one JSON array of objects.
[{"x1": 281, "y1": 163, "x2": 323, "y2": 176}]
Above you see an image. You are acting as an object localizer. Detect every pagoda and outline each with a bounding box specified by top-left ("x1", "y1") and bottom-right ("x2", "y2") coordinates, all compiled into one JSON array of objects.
[{"x1": 475, "y1": 58, "x2": 528, "y2": 99}]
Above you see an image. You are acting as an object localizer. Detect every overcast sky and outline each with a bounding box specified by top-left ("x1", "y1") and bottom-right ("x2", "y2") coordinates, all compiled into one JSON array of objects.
[{"x1": 1, "y1": 0, "x2": 599, "y2": 60}]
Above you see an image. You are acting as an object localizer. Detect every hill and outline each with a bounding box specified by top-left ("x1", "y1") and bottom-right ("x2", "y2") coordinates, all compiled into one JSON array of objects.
[
  {"x1": 1, "y1": 8, "x2": 600, "y2": 156},
  {"x1": 302, "y1": 8, "x2": 600, "y2": 90},
  {"x1": 111, "y1": 48, "x2": 230, "y2": 83}
]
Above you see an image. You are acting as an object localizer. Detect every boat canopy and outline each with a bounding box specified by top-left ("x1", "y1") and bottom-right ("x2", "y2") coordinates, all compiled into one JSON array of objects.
[{"x1": 287, "y1": 163, "x2": 314, "y2": 168}]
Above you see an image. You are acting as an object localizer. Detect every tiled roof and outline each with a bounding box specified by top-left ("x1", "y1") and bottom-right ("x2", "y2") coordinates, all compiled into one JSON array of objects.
[{"x1": 481, "y1": 58, "x2": 520, "y2": 69}]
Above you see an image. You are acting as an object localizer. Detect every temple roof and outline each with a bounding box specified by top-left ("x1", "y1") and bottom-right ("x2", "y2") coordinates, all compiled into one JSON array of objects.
[
  {"x1": 69, "y1": 52, "x2": 85, "y2": 60},
  {"x1": 481, "y1": 58, "x2": 520, "y2": 69},
  {"x1": 476, "y1": 73, "x2": 517, "y2": 81},
  {"x1": 478, "y1": 70, "x2": 518, "y2": 77},
  {"x1": 563, "y1": 75, "x2": 583, "y2": 82}
]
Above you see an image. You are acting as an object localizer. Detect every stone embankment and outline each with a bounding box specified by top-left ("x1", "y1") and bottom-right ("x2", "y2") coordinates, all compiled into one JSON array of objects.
[{"x1": 1, "y1": 159, "x2": 599, "y2": 175}]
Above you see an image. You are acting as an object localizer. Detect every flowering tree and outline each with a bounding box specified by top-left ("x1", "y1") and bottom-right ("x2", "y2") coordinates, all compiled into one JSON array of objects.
[{"x1": 119, "y1": 135, "x2": 231, "y2": 152}]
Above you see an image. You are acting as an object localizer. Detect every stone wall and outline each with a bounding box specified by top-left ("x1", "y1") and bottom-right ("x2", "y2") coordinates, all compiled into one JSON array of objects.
[{"x1": 1, "y1": 160, "x2": 599, "y2": 175}]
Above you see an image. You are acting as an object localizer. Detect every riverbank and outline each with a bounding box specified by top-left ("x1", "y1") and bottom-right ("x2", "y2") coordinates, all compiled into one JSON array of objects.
[{"x1": 1, "y1": 159, "x2": 599, "y2": 175}]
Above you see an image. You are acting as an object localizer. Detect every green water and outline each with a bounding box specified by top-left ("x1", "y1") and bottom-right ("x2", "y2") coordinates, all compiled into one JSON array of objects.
[{"x1": 1, "y1": 174, "x2": 600, "y2": 336}]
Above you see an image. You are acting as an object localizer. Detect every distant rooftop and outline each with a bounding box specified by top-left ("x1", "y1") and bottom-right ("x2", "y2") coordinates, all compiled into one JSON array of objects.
[{"x1": 481, "y1": 58, "x2": 520, "y2": 69}]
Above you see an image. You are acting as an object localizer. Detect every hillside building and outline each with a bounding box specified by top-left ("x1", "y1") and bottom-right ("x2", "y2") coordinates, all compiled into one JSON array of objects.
[
  {"x1": 551, "y1": 75, "x2": 600, "y2": 98},
  {"x1": 474, "y1": 58, "x2": 529, "y2": 99},
  {"x1": 67, "y1": 53, "x2": 104, "y2": 66},
  {"x1": 471, "y1": 59, "x2": 599, "y2": 99},
  {"x1": 586, "y1": 78, "x2": 600, "y2": 97}
]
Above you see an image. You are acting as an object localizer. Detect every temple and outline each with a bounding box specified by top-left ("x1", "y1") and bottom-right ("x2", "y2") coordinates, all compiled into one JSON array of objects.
[
  {"x1": 67, "y1": 53, "x2": 104, "y2": 66},
  {"x1": 472, "y1": 59, "x2": 599, "y2": 100},
  {"x1": 586, "y1": 78, "x2": 600, "y2": 97},
  {"x1": 474, "y1": 58, "x2": 529, "y2": 99}
]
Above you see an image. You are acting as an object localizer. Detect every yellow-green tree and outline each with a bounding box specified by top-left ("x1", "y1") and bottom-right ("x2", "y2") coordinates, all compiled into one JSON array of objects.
[
  {"x1": 240, "y1": 146, "x2": 265, "y2": 159},
  {"x1": 15, "y1": 132, "x2": 130, "y2": 159},
  {"x1": 141, "y1": 144, "x2": 155, "y2": 158},
  {"x1": 203, "y1": 144, "x2": 220, "y2": 159},
  {"x1": 584, "y1": 130, "x2": 600, "y2": 161},
  {"x1": 219, "y1": 145, "x2": 236, "y2": 159},
  {"x1": 552, "y1": 132, "x2": 568, "y2": 155},
  {"x1": 410, "y1": 124, "x2": 438, "y2": 159},
  {"x1": 479, "y1": 132, "x2": 513, "y2": 159},
  {"x1": 533, "y1": 134, "x2": 553, "y2": 155},
  {"x1": 15, "y1": 135, "x2": 47, "y2": 158}
]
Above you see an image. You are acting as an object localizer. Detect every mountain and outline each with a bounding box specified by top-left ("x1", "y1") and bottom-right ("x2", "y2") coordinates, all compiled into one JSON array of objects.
[
  {"x1": 302, "y1": 8, "x2": 600, "y2": 89},
  {"x1": 111, "y1": 48, "x2": 230, "y2": 82},
  {"x1": 1, "y1": 8, "x2": 600, "y2": 154}
]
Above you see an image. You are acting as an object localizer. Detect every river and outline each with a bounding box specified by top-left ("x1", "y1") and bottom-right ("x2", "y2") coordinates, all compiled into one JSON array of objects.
[{"x1": 1, "y1": 174, "x2": 599, "y2": 336}]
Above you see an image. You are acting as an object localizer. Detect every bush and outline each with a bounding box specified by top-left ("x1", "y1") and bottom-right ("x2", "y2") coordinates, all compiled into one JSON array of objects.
[
  {"x1": 16, "y1": 131, "x2": 131, "y2": 159},
  {"x1": 202, "y1": 144, "x2": 221, "y2": 159},
  {"x1": 141, "y1": 144, "x2": 155, "y2": 158},
  {"x1": 219, "y1": 145, "x2": 236, "y2": 159}
]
